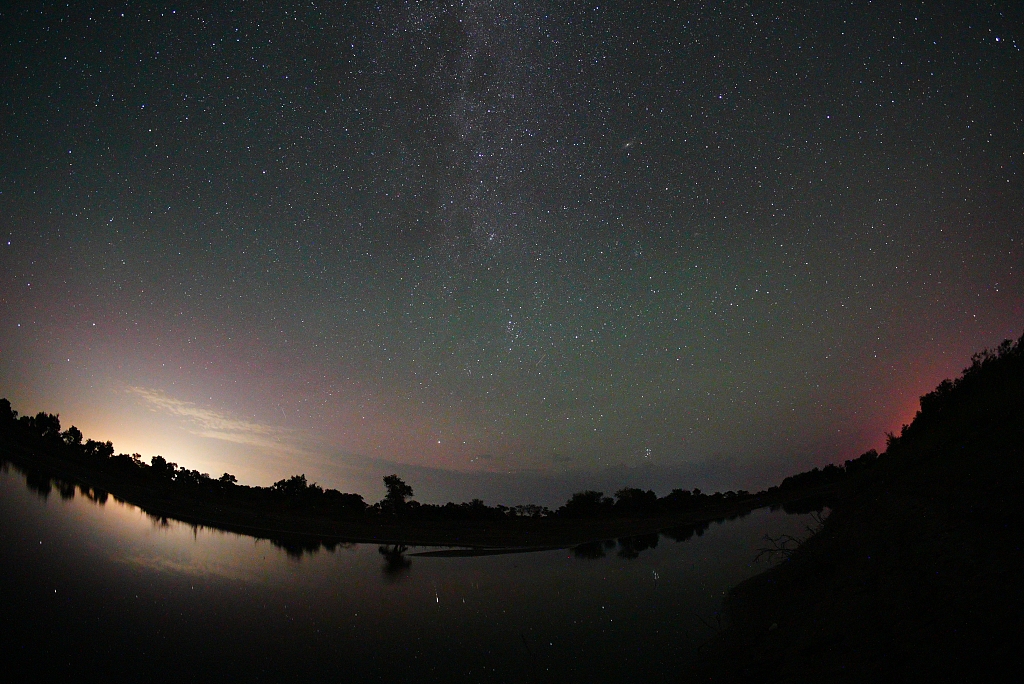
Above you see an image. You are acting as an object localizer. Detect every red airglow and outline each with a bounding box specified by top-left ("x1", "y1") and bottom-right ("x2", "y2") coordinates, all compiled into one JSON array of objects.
[
  {"x1": 884, "y1": 393, "x2": 923, "y2": 440},
  {"x1": 879, "y1": 354, "x2": 969, "y2": 443}
]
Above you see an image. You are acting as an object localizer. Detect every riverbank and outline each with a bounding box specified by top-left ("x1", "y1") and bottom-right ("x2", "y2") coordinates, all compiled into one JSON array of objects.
[
  {"x1": 690, "y1": 338, "x2": 1024, "y2": 682},
  {"x1": 0, "y1": 442, "x2": 835, "y2": 550},
  {"x1": 694, "y1": 444, "x2": 1022, "y2": 683}
]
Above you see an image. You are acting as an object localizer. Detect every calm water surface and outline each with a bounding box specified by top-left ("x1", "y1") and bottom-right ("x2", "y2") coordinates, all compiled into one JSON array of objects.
[{"x1": 0, "y1": 463, "x2": 816, "y2": 682}]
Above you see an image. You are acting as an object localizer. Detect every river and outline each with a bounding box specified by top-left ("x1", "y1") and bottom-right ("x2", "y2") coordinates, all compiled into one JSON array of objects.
[{"x1": 0, "y1": 460, "x2": 819, "y2": 682}]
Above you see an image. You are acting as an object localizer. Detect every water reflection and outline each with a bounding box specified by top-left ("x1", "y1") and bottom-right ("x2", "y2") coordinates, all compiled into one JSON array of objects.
[
  {"x1": 378, "y1": 544, "x2": 412, "y2": 580},
  {"x1": 2, "y1": 456, "x2": 831, "y2": 567},
  {"x1": 567, "y1": 510, "x2": 766, "y2": 562},
  {"x1": 21, "y1": 462, "x2": 108, "y2": 504},
  {"x1": 616, "y1": 532, "x2": 660, "y2": 559},
  {"x1": 661, "y1": 520, "x2": 710, "y2": 542},
  {"x1": 1, "y1": 455, "x2": 832, "y2": 569},
  {"x1": 0, "y1": 455, "x2": 828, "y2": 682},
  {"x1": 4, "y1": 456, "x2": 366, "y2": 561},
  {"x1": 571, "y1": 534, "x2": 662, "y2": 560},
  {"x1": 271, "y1": 536, "x2": 355, "y2": 559},
  {"x1": 572, "y1": 539, "x2": 612, "y2": 559},
  {"x1": 23, "y1": 467, "x2": 54, "y2": 498}
]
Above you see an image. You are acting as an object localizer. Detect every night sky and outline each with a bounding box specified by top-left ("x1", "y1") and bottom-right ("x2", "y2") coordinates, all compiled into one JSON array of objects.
[{"x1": 1, "y1": 1, "x2": 1021, "y2": 505}]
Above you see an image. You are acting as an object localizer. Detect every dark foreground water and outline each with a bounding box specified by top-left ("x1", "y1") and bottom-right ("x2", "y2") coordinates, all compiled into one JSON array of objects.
[{"x1": 0, "y1": 462, "x2": 818, "y2": 682}]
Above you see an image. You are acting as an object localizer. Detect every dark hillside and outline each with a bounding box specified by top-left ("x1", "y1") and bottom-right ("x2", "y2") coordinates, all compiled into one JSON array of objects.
[{"x1": 697, "y1": 337, "x2": 1024, "y2": 682}]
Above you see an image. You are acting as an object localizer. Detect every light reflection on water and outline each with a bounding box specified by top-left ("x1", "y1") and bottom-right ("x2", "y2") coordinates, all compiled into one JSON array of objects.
[{"x1": 0, "y1": 462, "x2": 819, "y2": 682}]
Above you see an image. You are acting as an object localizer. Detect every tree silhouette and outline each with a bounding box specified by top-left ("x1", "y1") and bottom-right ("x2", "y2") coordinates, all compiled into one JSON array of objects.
[
  {"x1": 61, "y1": 425, "x2": 83, "y2": 446},
  {"x1": 149, "y1": 455, "x2": 177, "y2": 480},
  {"x1": 272, "y1": 474, "x2": 312, "y2": 496},
  {"x1": 382, "y1": 474, "x2": 414, "y2": 515},
  {"x1": 613, "y1": 487, "x2": 658, "y2": 515},
  {"x1": 558, "y1": 490, "x2": 614, "y2": 517}
]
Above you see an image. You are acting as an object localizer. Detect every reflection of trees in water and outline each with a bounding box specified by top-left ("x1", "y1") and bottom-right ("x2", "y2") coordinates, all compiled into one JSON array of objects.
[
  {"x1": 24, "y1": 468, "x2": 53, "y2": 498},
  {"x1": 661, "y1": 521, "x2": 711, "y2": 543},
  {"x1": 573, "y1": 523, "x2": 726, "y2": 560},
  {"x1": 617, "y1": 533, "x2": 659, "y2": 559},
  {"x1": 8, "y1": 456, "x2": 363, "y2": 562},
  {"x1": 82, "y1": 487, "x2": 108, "y2": 504},
  {"x1": 7, "y1": 457, "x2": 363, "y2": 561},
  {"x1": 145, "y1": 513, "x2": 172, "y2": 528},
  {"x1": 17, "y1": 462, "x2": 109, "y2": 505},
  {"x1": 572, "y1": 539, "x2": 616, "y2": 559},
  {"x1": 710, "y1": 508, "x2": 752, "y2": 526},
  {"x1": 56, "y1": 480, "x2": 77, "y2": 500},
  {"x1": 575, "y1": 535, "x2": 661, "y2": 560},
  {"x1": 4, "y1": 454, "x2": 823, "y2": 570},
  {"x1": 272, "y1": 538, "x2": 328, "y2": 559},
  {"x1": 270, "y1": 537, "x2": 353, "y2": 560},
  {"x1": 572, "y1": 513, "x2": 775, "y2": 561},
  {"x1": 378, "y1": 544, "x2": 412, "y2": 580}
]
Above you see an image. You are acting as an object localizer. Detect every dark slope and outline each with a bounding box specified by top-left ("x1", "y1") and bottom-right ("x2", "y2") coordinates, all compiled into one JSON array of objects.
[{"x1": 696, "y1": 337, "x2": 1024, "y2": 682}]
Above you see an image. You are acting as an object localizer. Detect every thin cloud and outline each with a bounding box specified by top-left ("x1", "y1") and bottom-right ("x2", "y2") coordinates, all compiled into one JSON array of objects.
[{"x1": 127, "y1": 387, "x2": 302, "y2": 454}]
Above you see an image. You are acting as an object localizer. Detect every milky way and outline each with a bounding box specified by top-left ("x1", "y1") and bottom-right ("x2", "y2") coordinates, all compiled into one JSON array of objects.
[{"x1": 1, "y1": 1, "x2": 1021, "y2": 503}]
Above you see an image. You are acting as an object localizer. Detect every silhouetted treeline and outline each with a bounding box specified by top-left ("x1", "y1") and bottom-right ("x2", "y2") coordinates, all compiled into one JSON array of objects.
[
  {"x1": 696, "y1": 335, "x2": 1024, "y2": 682},
  {"x1": 886, "y1": 336, "x2": 1024, "y2": 455},
  {"x1": 0, "y1": 399, "x2": 369, "y2": 519},
  {"x1": 0, "y1": 394, "x2": 875, "y2": 526},
  {"x1": 551, "y1": 449, "x2": 875, "y2": 520}
]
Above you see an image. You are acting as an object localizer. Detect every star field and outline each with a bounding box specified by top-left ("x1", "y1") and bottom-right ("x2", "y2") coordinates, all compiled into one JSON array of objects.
[{"x1": 1, "y1": 1, "x2": 1021, "y2": 503}]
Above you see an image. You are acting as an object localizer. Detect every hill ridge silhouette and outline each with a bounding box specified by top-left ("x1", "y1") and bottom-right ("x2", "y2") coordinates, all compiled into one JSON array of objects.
[{"x1": 696, "y1": 335, "x2": 1024, "y2": 682}]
